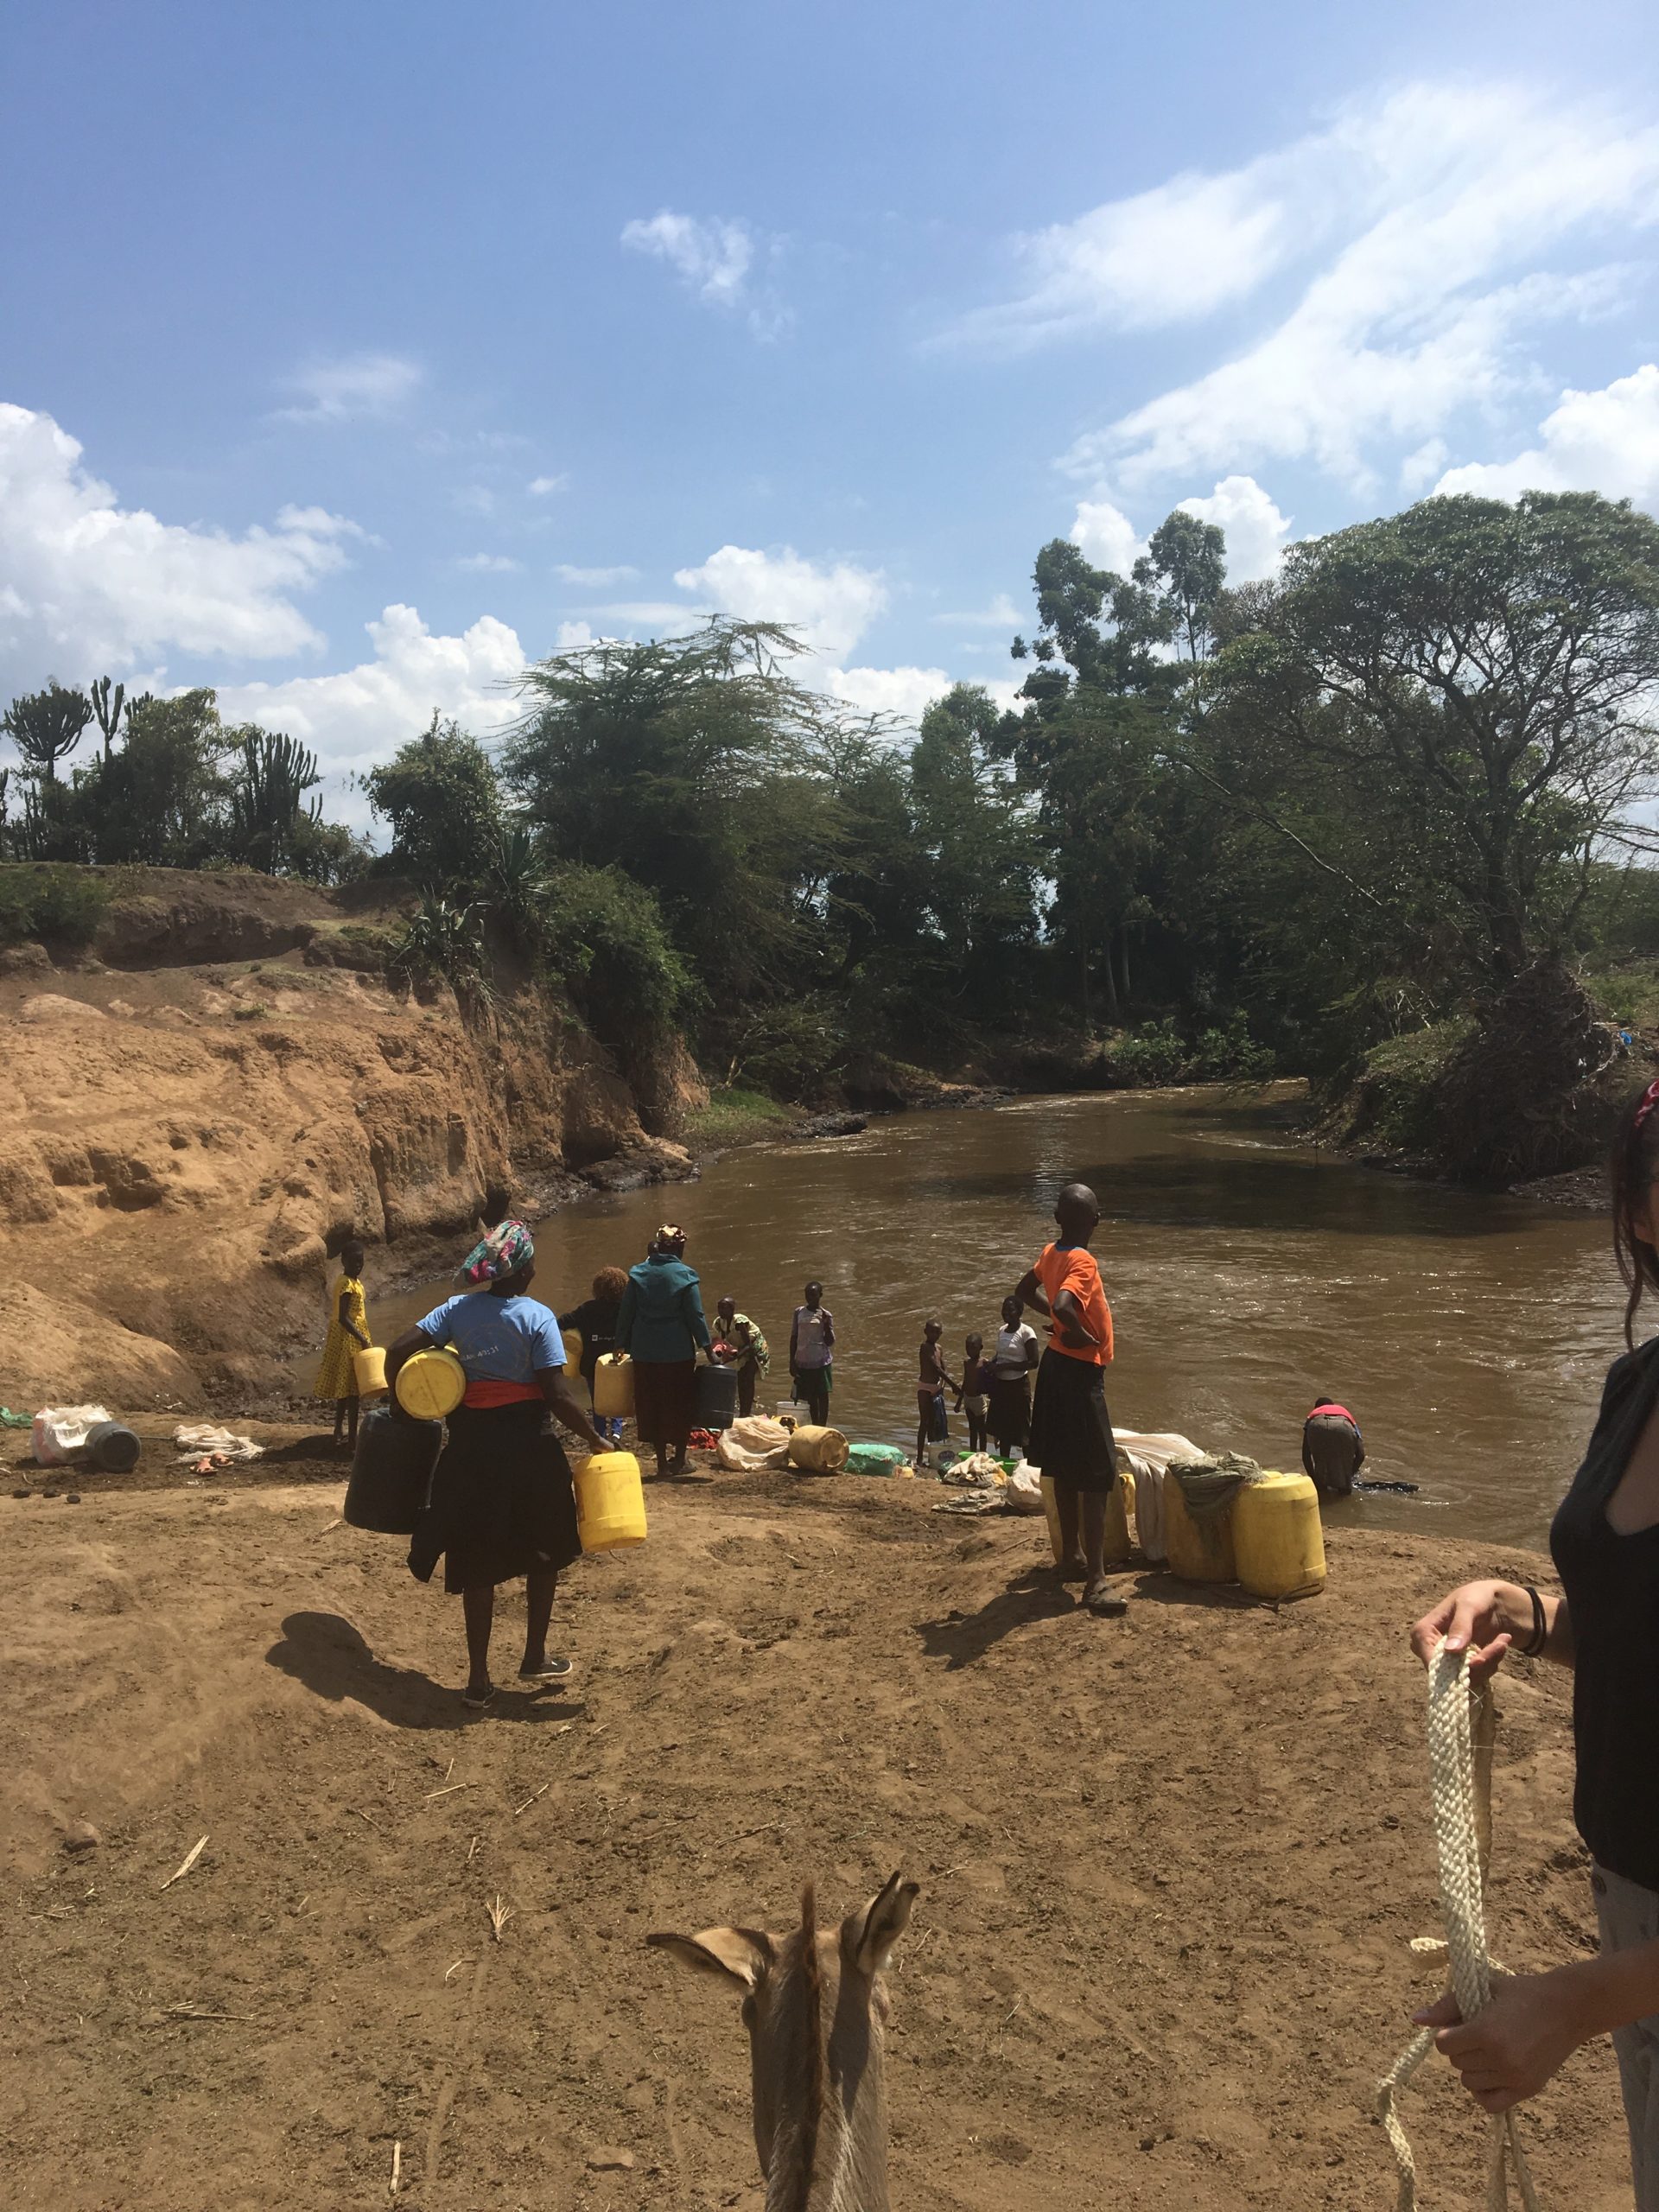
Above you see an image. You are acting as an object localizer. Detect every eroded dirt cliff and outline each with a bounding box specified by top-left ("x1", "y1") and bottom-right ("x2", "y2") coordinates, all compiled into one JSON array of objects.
[{"x1": 0, "y1": 868, "x2": 698, "y2": 1410}]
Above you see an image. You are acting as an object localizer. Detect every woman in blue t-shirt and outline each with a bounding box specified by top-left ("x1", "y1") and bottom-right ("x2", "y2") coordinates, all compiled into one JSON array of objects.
[{"x1": 386, "y1": 1218, "x2": 607, "y2": 1711}]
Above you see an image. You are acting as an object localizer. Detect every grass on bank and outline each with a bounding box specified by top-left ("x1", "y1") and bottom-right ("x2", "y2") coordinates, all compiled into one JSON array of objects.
[{"x1": 683, "y1": 1085, "x2": 798, "y2": 1152}]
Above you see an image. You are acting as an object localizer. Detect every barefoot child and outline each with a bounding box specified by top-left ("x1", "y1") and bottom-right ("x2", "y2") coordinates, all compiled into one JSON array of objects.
[
  {"x1": 314, "y1": 1238, "x2": 371, "y2": 1451},
  {"x1": 915, "y1": 1318, "x2": 957, "y2": 1472},
  {"x1": 957, "y1": 1332, "x2": 990, "y2": 1454},
  {"x1": 1014, "y1": 1185, "x2": 1127, "y2": 1617}
]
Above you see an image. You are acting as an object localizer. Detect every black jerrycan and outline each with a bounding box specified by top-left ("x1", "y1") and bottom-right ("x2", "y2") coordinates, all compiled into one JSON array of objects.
[
  {"x1": 345, "y1": 1405, "x2": 442, "y2": 1535},
  {"x1": 696, "y1": 1361, "x2": 740, "y2": 1433}
]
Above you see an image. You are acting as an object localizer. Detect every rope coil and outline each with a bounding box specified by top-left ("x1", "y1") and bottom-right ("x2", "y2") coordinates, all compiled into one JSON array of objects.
[{"x1": 1376, "y1": 1639, "x2": 1542, "y2": 2212}]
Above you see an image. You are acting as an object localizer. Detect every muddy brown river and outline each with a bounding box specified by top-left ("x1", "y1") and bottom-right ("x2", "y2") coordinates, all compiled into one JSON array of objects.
[{"x1": 375, "y1": 1086, "x2": 1624, "y2": 1549}]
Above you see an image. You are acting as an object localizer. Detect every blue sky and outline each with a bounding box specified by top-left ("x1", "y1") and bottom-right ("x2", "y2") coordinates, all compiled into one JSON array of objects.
[{"x1": 3, "y1": 0, "x2": 1657, "y2": 817}]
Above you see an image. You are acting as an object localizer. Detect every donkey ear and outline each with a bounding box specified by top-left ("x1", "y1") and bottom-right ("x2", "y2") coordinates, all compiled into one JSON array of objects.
[
  {"x1": 848, "y1": 1872, "x2": 918, "y2": 1976},
  {"x1": 647, "y1": 1925, "x2": 773, "y2": 1991}
]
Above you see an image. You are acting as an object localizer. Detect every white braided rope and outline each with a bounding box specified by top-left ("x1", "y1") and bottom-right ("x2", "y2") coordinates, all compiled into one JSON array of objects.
[{"x1": 1375, "y1": 1640, "x2": 1542, "y2": 2212}]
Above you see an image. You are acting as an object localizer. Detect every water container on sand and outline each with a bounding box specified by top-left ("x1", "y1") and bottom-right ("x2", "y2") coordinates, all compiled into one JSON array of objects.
[
  {"x1": 1164, "y1": 1468, "x2": 1238, "y2": 1583},
  {"x1": 395, "y1": 1346, "x2": 466, "y2": 1421},
  {"x1": 696, "y1": 1362, "x2": 739, "y2": 1433},
  {"x1": 83, "y1": 1420, "x2": 141, "y2": 1473},
  {"x1": 575, "y1": 1450, "x2": 648, "y2": 1550},
  {"x1": 1039, "y1": 1471, "x2": 1134, "y2": 1565},
  {"x1": 593, "y1": 1354, "x2": 634, "y2": 1420},
  {"x1": 353, "y1": 1344, "x2": 388, "y2": 1396},
  {"x1": 788, "y1": 1425, "x2": 849, "y2": 1473},
  {"x1": 1233, "y1": 1470, "x2": 1326, "y2": 1600},
  {"x1": 346, "y1": 1405, "x2": 442, "y2": 1534}
]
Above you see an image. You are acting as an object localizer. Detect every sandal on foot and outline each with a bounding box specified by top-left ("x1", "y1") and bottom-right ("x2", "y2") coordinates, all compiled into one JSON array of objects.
[
  {"x1": 1085, "y1": 1588, "x2": 1128, "y2": 1618},
  {"x1": 518, "y1": 1656, "x2": 574, "y2": 1682},
  {"x1": 462, "y1": 1684, "x2": 498, "y2": 1710}
]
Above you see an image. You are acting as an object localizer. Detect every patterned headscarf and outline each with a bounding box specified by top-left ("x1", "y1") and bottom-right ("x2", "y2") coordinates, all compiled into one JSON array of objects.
[
  {"x1": 653, "y1": 1223, "x2": 687, "y2": 1251},
  {"x1": 460, "y1": 1217, "x2": 535, "y2": 1285}
]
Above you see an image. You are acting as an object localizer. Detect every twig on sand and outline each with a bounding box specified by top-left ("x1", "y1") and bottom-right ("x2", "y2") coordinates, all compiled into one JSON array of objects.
[
  {"x1": 443, "y1": 1957, "x2": 472, "y2": 1981},
  {"x1": 350, "y1": 1808, "x2": 383, "y2": 1833},
  {"x1": 728, "y1": 1816, "x2": 785, "y2": 1844},
  {"x1": 146, "y1": 2001, "x2": 246, "y2": 2024},
  {"x1": 486, "y1": 1894, "x2": 512, "y2": 1942},
  {"x1": 320, "y1": 1516, "x2": 344, "y2": 1534},
  {"x1": 160, "y1": 1836, "x2": 209, "y2": 1891},
  {"x1": 390, "y1": 2139, "x2": 402, "y2": 2199},
  {"x1": 423, "y1": 1782, "x2": 473, "y2": 1802},
  {"x1": 512, "y1": 1781, "x2": 552, "y2": 1817},
  {"x1": 466, "y1": 1834, "x2": 480, "y2": 1864}
]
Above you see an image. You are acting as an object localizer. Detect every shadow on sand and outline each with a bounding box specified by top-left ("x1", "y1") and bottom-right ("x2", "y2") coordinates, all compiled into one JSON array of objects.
[
  {"x1": 915, "y1": 1566, "x2": 1077, "y2": 1670},
  {"x1": 265, "y1": 1611, "x2": 582, "y2": 1729}
]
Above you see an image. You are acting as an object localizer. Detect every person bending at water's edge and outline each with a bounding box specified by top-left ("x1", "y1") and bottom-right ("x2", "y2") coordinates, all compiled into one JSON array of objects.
[
  {"x1": 385, "y1": 1218, "x2": 608, "y2": 1712},
  {"x1": 615, "y1": 1225, "x2": 711, "y2": 1480},
  {"x1": 1014, "y1": 1182, "x2": 1127, "y2": 1618},
  {"x1": 1410, "y1": 1075, "x2": 1659, "y2": 2209},
  {"x1": 790, "y1": 1281, "x2": 835, "y2": 1429},
  {"x1": 1302, "y1": 1393, "x2": 1364, "y2": 1500},
  {"x1": 712, "y1": 1296, "x2": 770, "y2": 1419}
]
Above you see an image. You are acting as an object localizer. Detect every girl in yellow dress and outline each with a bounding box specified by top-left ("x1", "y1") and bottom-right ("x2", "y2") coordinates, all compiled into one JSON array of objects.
[{"x1": 314, "y1": 1238, "x2": 371, "y2": 1451}]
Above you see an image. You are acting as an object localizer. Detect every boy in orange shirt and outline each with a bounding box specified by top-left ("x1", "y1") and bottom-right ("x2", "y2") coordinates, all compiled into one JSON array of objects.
[{"x1": 1014, "y1": 1181, "x2": 1128, "y2": 1617}]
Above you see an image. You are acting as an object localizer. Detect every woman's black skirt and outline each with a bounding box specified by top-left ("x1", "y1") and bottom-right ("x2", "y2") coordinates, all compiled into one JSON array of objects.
[
  {"x1": 408, "y1": 1401, "x2": 581, "y2": 1594},
  {"x1": 988, "y1": 1371, "x2": 1032, "y2": 1452},
  {"x1": 1027, "y1": 1350, "x2": 1118, "y2": 1493}
]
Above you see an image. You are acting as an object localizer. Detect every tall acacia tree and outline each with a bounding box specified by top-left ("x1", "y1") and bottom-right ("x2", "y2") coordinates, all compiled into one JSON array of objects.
[{"x1": 1224, "y1": 491, "x2": 1659, "y2": 983}]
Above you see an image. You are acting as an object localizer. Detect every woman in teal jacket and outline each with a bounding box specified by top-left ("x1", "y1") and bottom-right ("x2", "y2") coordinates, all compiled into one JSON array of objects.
[{"x1": 614, "y1": 1224, "x2": 711, "y2": 1478}]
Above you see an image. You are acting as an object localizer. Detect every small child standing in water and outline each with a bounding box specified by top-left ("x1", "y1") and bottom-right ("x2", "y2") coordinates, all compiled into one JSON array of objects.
[
  {"x1": 957, "y1": 1332, "x2": 990, "y2": 1455},
  {"x1": 314, "y1": 1238, "x2": 372, "y2": 1451},
  {"x1": 915, "y1": 1318, "x2": 957, "y2": 1472}
]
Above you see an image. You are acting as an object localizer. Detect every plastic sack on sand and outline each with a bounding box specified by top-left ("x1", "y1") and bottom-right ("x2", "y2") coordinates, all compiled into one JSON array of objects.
[
  {"x1": 715, "y1": 1414, "x2": 793, "y2": 1471},
  {"x1": 1005, "y1": 1464, "x2": 1046, "y2": 1515},
  {"x1": 173, "y1": 1423, "x2": 265, "y2": 1463},
  {"x1": 32, "y1": 1405, "x2": 114, "y2": 1465},
  {"x1": 940, "y1": 1451, "x2": 1006, "y2": 1488},
  {"x1": 1113, "y1": 1430, "x2": 1205, "y2": 1566},
  {"x1": 846, "y1": 1443, "x2": 907, "y2": 1478}
]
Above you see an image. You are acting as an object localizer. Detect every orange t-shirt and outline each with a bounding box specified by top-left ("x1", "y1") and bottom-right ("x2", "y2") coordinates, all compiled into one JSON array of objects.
[{"x1": 1034, "y1": 1242, "x2": 1114, "y2": 1366}]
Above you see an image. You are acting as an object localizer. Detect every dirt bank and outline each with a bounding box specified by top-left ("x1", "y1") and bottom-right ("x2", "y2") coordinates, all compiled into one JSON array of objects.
[
  {"x1": 0, "y1": 868, "x2": 700, "y2": 1411},
  {"x1": 0, "y1": 1449, "x2": 1630, "y2": 2212}
]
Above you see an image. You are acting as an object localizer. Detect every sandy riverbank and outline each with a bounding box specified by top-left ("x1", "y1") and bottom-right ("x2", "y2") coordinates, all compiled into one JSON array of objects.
[{"x1": 0, "y1": 1435, "x2": 1633, "y2": 2212}]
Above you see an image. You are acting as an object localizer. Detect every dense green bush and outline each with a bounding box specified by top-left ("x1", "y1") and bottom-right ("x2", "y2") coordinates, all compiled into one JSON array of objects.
[{"x1": 0, "y1": 863, "x2": 109, "y2": 947}]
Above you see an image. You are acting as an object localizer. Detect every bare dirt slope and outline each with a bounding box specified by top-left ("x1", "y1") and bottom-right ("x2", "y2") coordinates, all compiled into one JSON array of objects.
[
  {"x1": 0, "y1": 868, "x2": 695, "y2": 1410},
  {"x1": 1, "y1": 1453, "x2": 1630, "y2": 2212}
]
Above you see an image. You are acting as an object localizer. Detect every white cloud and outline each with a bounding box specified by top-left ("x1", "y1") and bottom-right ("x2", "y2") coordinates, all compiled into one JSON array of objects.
[
  {"x1": 1433, "y1": 362, "x2": 1659, "y2": 506},
  {"x1": 950, "y1": 168, "x2": 1298, "y2": 349},
  {"x1": 276, "y1": 353, "x2": 421, "y2": 424},
  {"x1": 528, "y1": 474, "x2": 569, "y2": 497},
  {"x1": 1176, "y1": 474, "x2": 1292, "y2": 582},
  {"x1": 458, "y1": 552, "x2": 521, "y2": 574},
  {"x1": 931, "y1": 592, "x2": 1020, "y2": 628},
  {"x1": 1054, "y1": 83, "x2": 1659, "y2": 493},
  {"x1": 0, "y1": 403, "x2": 359, "y2": 690},
  {"x1": 671, "y1": 543, "x2": 888, "y2": 661},
  {"x1": 1070, "y1": 499, "x2": 1146, "y2": 576},
  {"x1": 622, "y1": 211, "x2": 755, "y2": 306},
  {"x1": 555, "y1": 563, "x2": 641, "y2": 586},
  {"x1": 1401, "y1": 437, "x2": 1451, "y2": 493},
  {"x1": 620, "y1": 210, "x2": 788, "y2": 338},
  {"x1": 216, "y1": 604, "x2": 524, "y2": 806},
  {"x1": 826, "y1": 664, "x2": 954, "y2": 721}
]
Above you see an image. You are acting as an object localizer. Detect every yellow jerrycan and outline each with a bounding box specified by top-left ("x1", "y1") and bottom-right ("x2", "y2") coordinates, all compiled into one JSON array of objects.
[
  {"x1": 574, "y1": 1450, "x2": 648, "y2": 1551},
  {"x1": 1164, "y1": 1468, "x2": 1237, "y2": 1583},
  {"x1": 1039, "y1": 1470, "x2": 1134, "y2": 1565},
  {"x1": 563, "y1": 1325, "x2": 584, "y2": 1380},
  {"x1": 787, "y1": 1424, "x2": 849, "y2": 1472},
  {"x1": 352, "y1": 1344, "x2": 388, "y2": 1396},
  {"x1": 593, "y1": 1353, "x2": 634, "y2": 1420},
  {"x1": 1233, "y1": 1470, "x2": 1325, "y2": 1600},
  {"x1": 395, "y1": 1344, "x2": 466, "y2": 1420}
]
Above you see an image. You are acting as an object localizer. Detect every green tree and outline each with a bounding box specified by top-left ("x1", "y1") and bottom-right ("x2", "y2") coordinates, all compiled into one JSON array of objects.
[
  {"x1": 2, "y1": 681, "x2": 92, "y2": 784},
  {"x1": 1223, "y1": 491, "x2": 1659, "y2": 983},
  {"x1": 88, "y1": 676, "x2": 126, "y2": 758},
  {"x1": 909, "y1": 683, "x2": 1039, "y2": 997},
  {"x1": 363, "y1": 713, "x2": 504, "y2": 890},
  {"x1": 226, "y1": 727, "x2": 322, "y2": 875}
]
